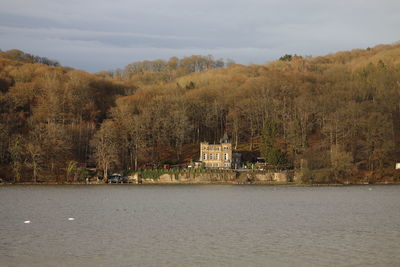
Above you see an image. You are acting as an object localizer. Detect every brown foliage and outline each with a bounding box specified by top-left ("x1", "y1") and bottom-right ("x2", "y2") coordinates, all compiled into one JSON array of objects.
[{"x1": 1, "y1": 44, "x2": 400, "y2": 182}]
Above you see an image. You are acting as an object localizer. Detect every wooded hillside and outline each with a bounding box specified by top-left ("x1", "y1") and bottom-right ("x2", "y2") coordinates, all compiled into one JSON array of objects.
[{"x1": 1, "y1": 44, "x2": 399, "y2": 183}]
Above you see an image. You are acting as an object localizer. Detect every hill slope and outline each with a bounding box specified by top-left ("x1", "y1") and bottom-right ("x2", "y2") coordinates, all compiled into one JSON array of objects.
[{"x1": 0, "y1": 43, "x2": 399, "y2": 183}]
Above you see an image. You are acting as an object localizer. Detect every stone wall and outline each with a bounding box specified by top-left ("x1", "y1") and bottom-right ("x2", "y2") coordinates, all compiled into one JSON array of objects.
[
  {"x1": 139, "y1": 170, "x2": 296, "y2": 184},
  {"x1": 237, "y1": 171, "x2": 294, "y2": 184},
  {"x1": 155, "y1": 171, "x2": 238, "y2": 183}
]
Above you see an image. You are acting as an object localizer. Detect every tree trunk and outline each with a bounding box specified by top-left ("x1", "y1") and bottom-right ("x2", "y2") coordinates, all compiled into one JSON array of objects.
[
  {"x1": 33, "y1": 161, "x2": 37, "y2": 183},
  {"x1": 249, "y1": 119, "x2": 254, "y2": 151},
  {"x1": 104, "y1": 163, "x2": 108, "y2": 181},
  {"x1": 392, "y1": 107, "x2": 400, "y2": 160}
]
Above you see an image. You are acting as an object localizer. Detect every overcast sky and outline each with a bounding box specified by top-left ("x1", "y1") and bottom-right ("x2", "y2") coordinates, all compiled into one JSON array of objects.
[{"x1": 0, "y1": 0, "x2": 399, "y2": 72}]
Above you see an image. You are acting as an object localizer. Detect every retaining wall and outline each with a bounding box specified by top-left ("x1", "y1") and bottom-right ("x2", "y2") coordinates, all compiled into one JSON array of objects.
[{"x1": 138, "y1": 170, "x2": 298, "y2": 184}]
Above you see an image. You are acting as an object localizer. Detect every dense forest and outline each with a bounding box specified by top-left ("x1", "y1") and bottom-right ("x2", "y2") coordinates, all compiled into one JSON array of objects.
[{"x1": 0, "y1": 44, "x2": 399, "y2": 183}]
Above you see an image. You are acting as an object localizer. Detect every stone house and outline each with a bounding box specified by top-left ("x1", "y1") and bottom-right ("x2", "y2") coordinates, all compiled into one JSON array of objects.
[{"x1": 199, "y1": 134, "x2": 241, "y2": 169}]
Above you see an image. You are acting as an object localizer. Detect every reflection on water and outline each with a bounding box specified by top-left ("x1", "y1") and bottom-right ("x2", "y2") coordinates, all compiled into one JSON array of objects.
[{"x1": 1, "y1": 185, "x2": 400, "y2": 266}]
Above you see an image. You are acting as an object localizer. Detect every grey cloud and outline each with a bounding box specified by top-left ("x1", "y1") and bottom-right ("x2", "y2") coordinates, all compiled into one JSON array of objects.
[{"x1": 0, "y1": 0, "x2": 399, "y2": 72}]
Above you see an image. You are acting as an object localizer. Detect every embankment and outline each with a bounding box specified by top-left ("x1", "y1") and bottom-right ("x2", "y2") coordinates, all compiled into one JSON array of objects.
[{"x1": 136, "y1": 170, "x2": 300, "y2": 184}]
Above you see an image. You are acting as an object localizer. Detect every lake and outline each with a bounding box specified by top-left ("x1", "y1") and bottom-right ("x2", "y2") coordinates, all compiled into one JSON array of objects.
[{"x1": 1, "y1": 185, "x2": 400, "y2": 266}]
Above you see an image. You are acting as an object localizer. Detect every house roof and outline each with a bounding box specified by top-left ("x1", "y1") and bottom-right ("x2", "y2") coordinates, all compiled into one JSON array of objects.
[{"x1": 220, "y1": 132, "x2": 229, "y2": 143}]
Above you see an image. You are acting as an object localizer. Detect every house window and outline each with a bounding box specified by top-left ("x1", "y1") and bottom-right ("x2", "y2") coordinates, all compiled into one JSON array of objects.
[
  {"x1": 210, "y1": 153, "x2": 213, "y2": 160},
  {"x1": 216, "y1": 153, "x2": 220, "y2": 160},
  {"x1": 224, "y1": 153, "x2": 229, "y2": 161},
  {"x1": 216, "y1": 163, "x2": 219, "y2": 167},
  {"x1": 203, "y1": 153, "x2": 207, "y2": 160}
]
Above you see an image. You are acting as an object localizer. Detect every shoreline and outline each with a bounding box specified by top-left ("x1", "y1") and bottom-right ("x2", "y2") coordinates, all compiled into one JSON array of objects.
[{"x1": 1, "y1": 181, "x2": 400, "y2": 186}]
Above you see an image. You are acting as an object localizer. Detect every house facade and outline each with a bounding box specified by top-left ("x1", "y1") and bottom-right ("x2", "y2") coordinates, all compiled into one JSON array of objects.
[
  {"x1": 200, "y1": 141, "x2": 232, "y2": 169},
  {"x1": 199, "y1": 134, "x2": 241, "y2": 169}
]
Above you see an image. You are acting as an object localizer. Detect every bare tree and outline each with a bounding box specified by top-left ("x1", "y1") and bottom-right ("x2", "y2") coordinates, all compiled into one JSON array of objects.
[{"x1": 91, "y1": 120, "x2": 119, "y2": 181}]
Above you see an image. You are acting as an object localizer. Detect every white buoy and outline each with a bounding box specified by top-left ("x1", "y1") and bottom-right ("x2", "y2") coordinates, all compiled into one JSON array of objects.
[
  {"x1": 24, "y1": 220, "x2": 31, "y2": 224},
  {"x1": 369, "y1": 188, "x2": 372, "y2": 191},
  {"x1": 68, "y1": 217, "x2": 75, "y2": 221}
]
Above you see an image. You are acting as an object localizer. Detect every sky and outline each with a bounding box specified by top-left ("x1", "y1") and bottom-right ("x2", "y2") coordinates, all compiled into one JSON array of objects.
[{"x1": 0, "y1": 0, "x2": 399, "y2": 72}]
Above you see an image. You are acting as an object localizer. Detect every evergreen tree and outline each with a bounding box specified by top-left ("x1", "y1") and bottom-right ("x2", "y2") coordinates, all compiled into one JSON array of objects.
[{"x1": 261, "y1": 121, "x2": 288, "y2": 165}]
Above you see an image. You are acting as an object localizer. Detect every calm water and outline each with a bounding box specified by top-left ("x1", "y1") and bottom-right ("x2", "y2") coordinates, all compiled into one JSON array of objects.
[{"x1": 0, "y1": 185, "x2": 400, "y2": 267}]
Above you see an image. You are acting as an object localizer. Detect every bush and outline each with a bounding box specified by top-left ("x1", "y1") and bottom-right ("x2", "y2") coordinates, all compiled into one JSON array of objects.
[
  {"x1": 79, "y1": 169, "x2": 89, "y2": 181},
  {"x1": 301, "y1": 168, "x2": 314, "y2": 184}
]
